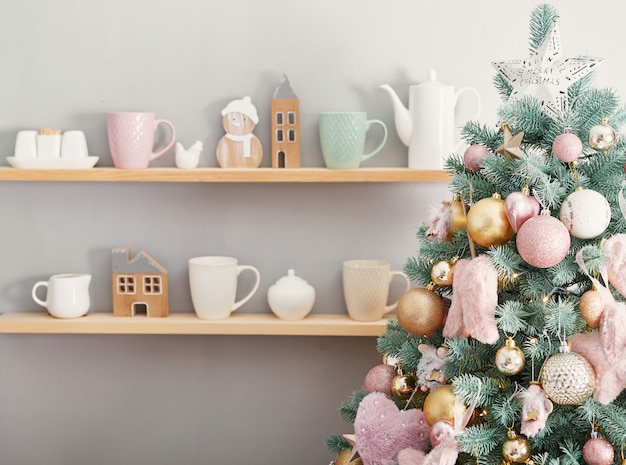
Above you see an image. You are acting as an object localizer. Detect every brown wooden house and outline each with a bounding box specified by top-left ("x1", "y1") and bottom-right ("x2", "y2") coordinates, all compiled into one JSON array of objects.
[
  {"x1": 111, "y1": 248, "x2": 169, "y2": 317},
  {"x1": 271, "y1": 74, "x2": 301, "y2": 168}
]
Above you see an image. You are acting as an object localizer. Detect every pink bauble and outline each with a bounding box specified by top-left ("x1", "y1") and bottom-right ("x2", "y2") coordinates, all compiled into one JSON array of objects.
[
  {"x1": 582, "y1": 436, "x2": 614, "y2": 465},
  {"x1": 463, "y1": 144, "x2": 490, "y2": 171},
  {"x1": 516, "y1": 212, "x2": 571, "y2": 268},
  {"x1": 364, "y1": 364, "x2": 397, "y2": 396},
  {"x1": 552, "y1": 131, "x2": 583, "y2": 162},
  {"x1": 429, "y1": 420, "x2": 455, "y2": 447},
  {"x1": 505, "y1": 189, "x2": 540, "y2": 232}
]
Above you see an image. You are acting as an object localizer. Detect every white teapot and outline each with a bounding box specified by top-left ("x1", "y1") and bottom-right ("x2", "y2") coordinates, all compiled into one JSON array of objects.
[
  {"x1": 380, "y1": 69, "x2": 481, "y2": 170},
  {"x1": 267, "y1": 269, "x2": 315, "y2": 321}
]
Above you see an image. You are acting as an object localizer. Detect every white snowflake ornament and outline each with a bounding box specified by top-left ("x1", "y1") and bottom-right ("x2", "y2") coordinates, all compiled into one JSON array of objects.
[{"x1": 492, "y1": 19, "x2": 603, "y2": 118}]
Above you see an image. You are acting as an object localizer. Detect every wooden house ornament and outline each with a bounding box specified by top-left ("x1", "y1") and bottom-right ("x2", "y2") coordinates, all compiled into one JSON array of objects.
[
  {"x1": 271, "y1": 74, "x2": 301, "y2": 168},
  {"x1": 111, "y1": 248, "x2": 169, "y2": 318}
]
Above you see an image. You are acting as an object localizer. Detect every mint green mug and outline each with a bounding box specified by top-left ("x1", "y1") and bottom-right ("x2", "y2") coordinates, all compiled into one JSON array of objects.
[{"x1": 319, "y1": 112, "x2": 388, "y2": 169}]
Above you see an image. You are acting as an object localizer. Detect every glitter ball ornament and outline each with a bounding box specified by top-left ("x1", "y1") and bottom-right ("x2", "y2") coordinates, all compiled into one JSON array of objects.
[
  {"x1": 495, "y1": 337, "x2": 525, "y2": 376},
  {"x1": 502, "y1": 429, "x2": 531, "y2": 463},
  {"x1": 463, "y1": 143, "x2": 490, "y2": 171},
  {"x1": 579, "y1": 287, "x2": 604, "y2": 329},
  {"x1": 552, "y1": 128, "x2": 583, "y2": 162},
  {"x1": 583, "y1": 432, "x2": 615, "y2": 465},
  {"x1": 539, "y1": 341, "x2": 595, "y2": 405},
  {"x1": 431, "y1": 259, "x2": 456, "y2": 286},
  {"x1": 516, "y1": 210, "x2": 570, "y2": 268},
  {"x1": 466, "y1": 193, "x2": 515, "y2": 247},
  {"x1": 423, "y1": 384, "x2": 465, "y2": 426},
  {"x1": 391, "y1": 373, "x2": 417, "y2": 400},
  {"x1": 559, "y1": 188, "x2": 611, "y2": 239},
  {"x1": 364, "y1": 364, "x2": 398, "y2": 396},
  {"x1": 396, "y1": 286, "x2": 445, "y2": 337},
  {"x1": 505, "y1": 185, "x2": 540, "y2": 232},
  {"x1": 589, "y1": 117, "x2": 616, "y2": 151}
]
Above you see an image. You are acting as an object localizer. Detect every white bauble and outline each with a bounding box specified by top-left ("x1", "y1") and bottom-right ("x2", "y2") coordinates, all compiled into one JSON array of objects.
[{"x1": 559, "y1": 188, "x2": 611, "y2": 239}]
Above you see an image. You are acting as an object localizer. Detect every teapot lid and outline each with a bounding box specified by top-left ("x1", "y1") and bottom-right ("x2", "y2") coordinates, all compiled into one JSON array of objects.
[
  {"x1": 420, "y1": 69, "x2": 446, "y2": 87},
  {"x1": 273, "y1": 269, "x2": 311, "y2": 289}
]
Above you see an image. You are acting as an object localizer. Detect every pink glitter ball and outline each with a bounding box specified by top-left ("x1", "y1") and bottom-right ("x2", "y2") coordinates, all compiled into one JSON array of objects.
[
  {"x1": 363, "y1": 364, "x2": 397, "y2": 396},
  {"x1": 463, "y1": 144, "x2": 490, "y2": 171},
  {"x1": 582, "y1": 436, "x2": 614, "y2": 465},
  {"x1": 516, "y1": 213, "x2": 571, "y2": 268},
  {"x1": 552, "y1": 132, "x2": 582, "y2": 162}
]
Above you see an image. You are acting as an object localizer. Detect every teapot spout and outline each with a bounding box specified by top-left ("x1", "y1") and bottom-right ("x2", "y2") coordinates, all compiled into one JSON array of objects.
[{"x1": 379, "y1": 84, "x2": 412, "y2": 147}]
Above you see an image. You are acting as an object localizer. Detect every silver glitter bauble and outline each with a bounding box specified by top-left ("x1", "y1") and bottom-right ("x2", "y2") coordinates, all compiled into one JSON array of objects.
[{"x1": 539, "y1": 342, "x2": 595, "y2": 405}]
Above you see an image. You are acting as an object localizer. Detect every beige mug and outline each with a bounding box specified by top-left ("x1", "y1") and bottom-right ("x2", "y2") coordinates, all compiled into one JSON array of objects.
[
  {"x1": 189, "y1": 256, "x2": 261, "y2": 320},
  {"x1": 343, "y1": 259, "x2": 410, "y2": 321}
]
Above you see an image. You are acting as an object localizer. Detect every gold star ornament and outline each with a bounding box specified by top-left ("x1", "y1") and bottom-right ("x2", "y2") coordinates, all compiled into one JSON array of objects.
[{"x1": 496, "y1": 126, "x2": 525, "y2": 160}]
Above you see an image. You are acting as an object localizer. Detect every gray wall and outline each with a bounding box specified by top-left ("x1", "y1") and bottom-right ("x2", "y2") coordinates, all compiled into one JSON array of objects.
[{"x1": 0, "y1": 1, "x2": 624, "y2": 464}]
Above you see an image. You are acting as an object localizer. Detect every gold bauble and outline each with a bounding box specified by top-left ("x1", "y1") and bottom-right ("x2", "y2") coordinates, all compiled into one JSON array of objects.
[
  {"x1": 539, "y1": 342, "x2": 595, "y2": 405},
  {"x1": 392, "y1": 373, "x2": 417, "y2": 400},
  {"x1": 502, "y1": 430, "x2": 531, "y2": 463},
  {"x1": 466, "y1": 193, "x2": 515, "y2": 247},
  {"x1": 396, "y1": 287, "x2": 445, "y2": 337},
  {"x1": 495, "y1": 337, "x2": 525, "y2": 376},
  {"x1": 423, "y1": 385, "x2": 464, "y2": 426},
  {"x1": 448, "y1": 194, "x2": 467, "y2": 239},
  {"x1": 579, "y1": 288, "x2": 604, "y2": 329},
  {"x1": 431, "y1": 259, "x2": 456, "y2": 286},
  {"x1": 334, "y1": 448, "x2": 363, "y2": 465}
]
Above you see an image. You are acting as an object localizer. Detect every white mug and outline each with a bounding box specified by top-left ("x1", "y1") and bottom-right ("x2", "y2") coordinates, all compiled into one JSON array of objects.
[
  {"x1": 343, "y1": 259, "x2": 411, "y2": 321},
  {"x1": 32, "y1": 273, "x2": 91, "y2": 319},
  {"x1": 188, "y1": 256, "x2": 260, "y2": 320}
]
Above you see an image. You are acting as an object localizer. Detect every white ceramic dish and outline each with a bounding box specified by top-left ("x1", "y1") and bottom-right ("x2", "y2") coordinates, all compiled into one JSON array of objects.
[{"x1": 6, "y1": 156, "x2": 99, "y2": 169}]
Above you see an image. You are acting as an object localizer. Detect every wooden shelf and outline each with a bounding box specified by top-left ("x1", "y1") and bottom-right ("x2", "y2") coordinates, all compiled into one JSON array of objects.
[
  {"x1": 0, "y1": 312, "x2": 390, "y2": 336},
  {"x1": 0, "y1": 167, "x2": 450, "y2": 183}
]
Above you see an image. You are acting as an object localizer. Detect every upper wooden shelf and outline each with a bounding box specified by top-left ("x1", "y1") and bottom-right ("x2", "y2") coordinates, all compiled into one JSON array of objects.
[
  {"x1": 0, "y1": 312, "x2": 390, "y2": 336},
  {"x1": 0, "y1": 167, "x2": 450, "y2": 183}
]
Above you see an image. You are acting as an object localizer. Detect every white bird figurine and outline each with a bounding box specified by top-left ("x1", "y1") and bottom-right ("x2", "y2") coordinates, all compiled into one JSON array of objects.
[{"x1": 175, "y1": 140, "x2": 204, "y2": 169}]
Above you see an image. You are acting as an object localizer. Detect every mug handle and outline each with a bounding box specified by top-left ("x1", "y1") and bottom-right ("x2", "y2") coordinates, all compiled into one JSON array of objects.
[
  {"x1": 232, "y1": 265, "x2": 261, "y2": 312},
  {"x1": 32, "y1": 281, "x2": 48, "y2": 308},
  {"x1": 151, "y1": 119, "x2": 177, "y2": 161},
  {"x1": 455, "y1": 87, "x2": 482, "y2": 121},
  {"x1": 383, "y1": 271, "x2": 411, "y2": 314},
  {"x1": 361, "y1": 119, "x2": 388, "y2": 162}
]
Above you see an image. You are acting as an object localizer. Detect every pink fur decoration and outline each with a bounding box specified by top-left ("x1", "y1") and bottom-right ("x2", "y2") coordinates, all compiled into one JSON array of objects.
[
  {"x1": 346, "y1": 392, "x2": 430, "y2": 465},
  {"x1": 604, "y1": 234, "x2": 626, "y2": 298},
  {"x1": 443, "y1": 255, "x2": 500, "y2": 344},
  {"x1": 570, "y1": 247, "x2": 626, "y2": 404},
  {"x1": 517, "y1": 382, "x2": 553, "y2": 437}
]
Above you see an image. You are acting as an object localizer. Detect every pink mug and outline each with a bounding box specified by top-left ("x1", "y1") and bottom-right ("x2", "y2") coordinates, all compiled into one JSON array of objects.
[{"x1": 107, "y1": 112, "x2": 176, "y2": 168}]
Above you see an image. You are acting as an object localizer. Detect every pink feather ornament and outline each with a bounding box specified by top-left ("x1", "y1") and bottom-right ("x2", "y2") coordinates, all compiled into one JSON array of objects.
[
  {"x1": 425, "y1": 202, "x2": 452, "y2": 243},
  {"x1": 443, "y1": 255, "x2": 499, "y2": 344},
  {"x1": 569, "y1": 248, "x2": 626, "y2": 404},
  {"x1": 604, "y1": 233, "x2": 626, "y2": 298},
  {"x1": 346, "y1": 392, "x2": 430, "y2": 465},
  {"x1": 517, "y1": 382, "x2": 553, "y2": 437}
]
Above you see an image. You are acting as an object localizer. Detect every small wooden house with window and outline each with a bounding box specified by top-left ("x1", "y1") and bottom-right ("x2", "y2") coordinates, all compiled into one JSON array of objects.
[
  {"x1": 271, "y1": 74, "x2": 301, "y2": 168},
  {"x1": 111, "y1": 248, "x2": 169, "y2": 318}
]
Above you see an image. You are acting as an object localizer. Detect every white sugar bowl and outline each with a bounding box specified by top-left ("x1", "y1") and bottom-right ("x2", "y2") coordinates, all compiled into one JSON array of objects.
[{"x1": 267, "y1": 269, "x2": 316, "y2": 320}]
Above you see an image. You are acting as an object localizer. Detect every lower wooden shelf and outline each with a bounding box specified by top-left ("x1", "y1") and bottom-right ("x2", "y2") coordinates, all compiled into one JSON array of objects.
[{"x1": 0, "y1": 312, "x2": 390, "y2": 336}]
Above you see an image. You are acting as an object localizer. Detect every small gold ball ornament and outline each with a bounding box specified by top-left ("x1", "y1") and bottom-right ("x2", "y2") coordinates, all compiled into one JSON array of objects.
[
  {"x1": 466, "y1": 193, "x2": 515, "y2": 247},
  {"x1": 430, "y1": 259, "x2": 456, "y2": 286},
  {"x1": 589, "y1": 117, "x2": 616, "y2": 151},
  {"x1": 449, "y1": 194, "x2": 467, "y2": 239},
  {"x1": 502, "y1": 429, "x2": 531, "y2": 463},
  {"x1": 579, "y1": 287, "x2": 604, "y2": 329},
  {"x1": 391, "y1": 373, "x2": 417, "y2": 400},
  {"x1": 396, "y1": 286, "x2": 445, "y2": 337},
  {"x1": 423, "y1": 384, "x2": 465, "y2": 426},
  {"x1": 539, "y1": 341, "x2": 595, "y2": 405},
  {"x1": 495, "y1": 337, "x2": 526, "y2": 376}
]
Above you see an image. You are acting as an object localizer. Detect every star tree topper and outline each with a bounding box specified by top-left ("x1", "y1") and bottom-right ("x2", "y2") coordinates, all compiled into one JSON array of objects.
[{"x1": 492, "y1": 18, "x2": 603, "y2": 118}]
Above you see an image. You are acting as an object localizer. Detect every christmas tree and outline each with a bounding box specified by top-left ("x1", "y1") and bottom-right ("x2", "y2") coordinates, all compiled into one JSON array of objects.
[{"x1": 328, "y1": 4, "x2": 626, "y2": 465}]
